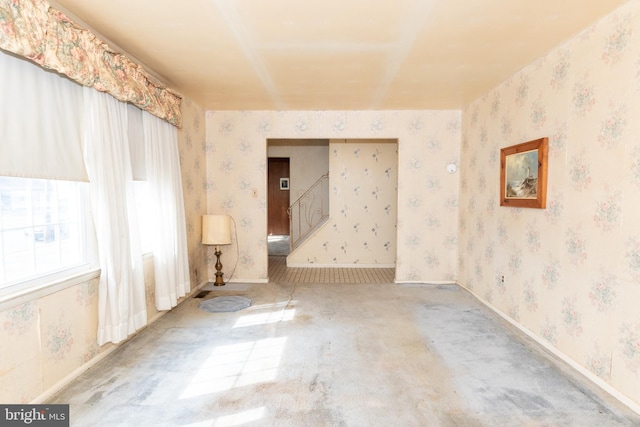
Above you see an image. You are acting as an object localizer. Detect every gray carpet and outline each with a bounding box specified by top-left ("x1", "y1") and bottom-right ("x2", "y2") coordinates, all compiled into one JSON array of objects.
[
  {"x1": 49, "y1": 282, "x2": 640, "y2": 426},
  {"x1": 198, "y1": 296, "x2": 251, "y2": 312},
  {"x1": 268, "y1": 235, "x2": 290, "y2": 256}
]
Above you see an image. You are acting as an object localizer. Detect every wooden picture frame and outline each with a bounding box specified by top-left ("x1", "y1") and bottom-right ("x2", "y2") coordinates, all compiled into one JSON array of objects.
[{"x1": 500, "y1": 137, "x2": 548, "y2": 209}]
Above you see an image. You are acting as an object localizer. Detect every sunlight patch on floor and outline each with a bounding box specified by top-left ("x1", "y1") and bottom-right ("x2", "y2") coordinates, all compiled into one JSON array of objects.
[
  {"x1": 213, "y1": 407, "x2": 266, "y2": 427},
  {"x1": 245, "y1": 301, "x2": 292, "y2": 310},
  {"x1": 232, "y1": 300, "x2": 297, "y2": 328},
  {"x1": 179, "y1": 337, "x2": 287, "y2": 399},
  {"x1": 233, "y1": 308, "x2": 296, "y2": 328}
]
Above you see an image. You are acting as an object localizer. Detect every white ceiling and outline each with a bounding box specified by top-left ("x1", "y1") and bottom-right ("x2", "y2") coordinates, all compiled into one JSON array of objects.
[{"x1": 50, "y1": 0, "x2": 629, "y2": 111}]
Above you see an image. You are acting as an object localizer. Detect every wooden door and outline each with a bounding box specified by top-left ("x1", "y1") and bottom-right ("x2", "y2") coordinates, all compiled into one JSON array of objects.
[{"x1": 268, "y1": 158, "x2": 290, "y2": 235}]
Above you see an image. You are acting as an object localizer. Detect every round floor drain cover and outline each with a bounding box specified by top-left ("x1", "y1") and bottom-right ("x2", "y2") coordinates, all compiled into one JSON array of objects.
[{"x1": 198, "y1": 296, "x2": 251, "y2": 313}]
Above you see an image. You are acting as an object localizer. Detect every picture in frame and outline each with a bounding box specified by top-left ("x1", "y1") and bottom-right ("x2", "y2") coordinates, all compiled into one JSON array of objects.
[
  {"x1": 500, "y1": 137, "x2": 548, "y2": 209},
  {"x1": 279, "y1": 178, "x2": 289, "y2": 190}
]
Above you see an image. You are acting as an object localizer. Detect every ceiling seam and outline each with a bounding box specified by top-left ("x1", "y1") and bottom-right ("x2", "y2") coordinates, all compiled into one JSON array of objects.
[
  {"x1": 257, "y1": 42, "x2": 393, "y2": 52},
  {"x1": 214, "y1": 0, "x2": 284, "y2": 109},
  {"x1": 371, "y1": 0, "x2": 438, "y2": 108}
]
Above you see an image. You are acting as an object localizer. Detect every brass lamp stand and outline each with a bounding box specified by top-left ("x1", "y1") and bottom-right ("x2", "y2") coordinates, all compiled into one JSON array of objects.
[
  {"x1": 202, "y1": 215, "x2": 232, "y2": 286},
  {"x1": 213, "y1": 245, "x2": 225, "y2": 286}
]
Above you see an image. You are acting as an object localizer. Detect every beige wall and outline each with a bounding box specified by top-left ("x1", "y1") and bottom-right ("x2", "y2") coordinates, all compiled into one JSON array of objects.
[
  {"x1": 288, "y1": 139, "x2": 398, "y2": 267},
  {"x1": 0, "y1": 258, "x2": 158, "y2": 403},
  {"x1": 177, "y1": 98, "x2": 209, "y2": 289},
  {"x1": 459, "y1": 0, "x2": 640, "y2": 408},
  {"x1": 205, "y1": 110, "x2": 461, "y2": 283},
  {"x1": 267, "y1": 139, "x2": 329, "y2": 202}
]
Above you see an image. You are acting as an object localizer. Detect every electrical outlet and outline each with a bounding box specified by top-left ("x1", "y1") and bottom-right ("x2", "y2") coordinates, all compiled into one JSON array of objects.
[{"x1": 500, "y1": 275, "x2": 505, "y2": 284}]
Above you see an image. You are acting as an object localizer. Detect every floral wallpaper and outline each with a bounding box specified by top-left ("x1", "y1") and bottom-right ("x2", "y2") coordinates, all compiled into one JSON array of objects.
[
  {"x1": 0, "y1": 300, "x2": 41, "y2": 403},
  {"x1": 177, "y1": 97, "x2": 208, "y2": 289},
  {"x1": 0, "y1": 269, "x2": 162, "y2": 402},
  {"x1": 287, "y1": 139, "x2": 398, "y2": 267},
  {"x1": 267, "y1": 139, "x2": 330, "y2": 205},
  {"x1": 205, "y1": 110, "x2": 461, "y2": 283},
  {"x1": 459, "y1": 0, "x2": 640, "y2": 408},
  {"x1": 0, "y1": 281, "x2": 101, "y2": 403}
]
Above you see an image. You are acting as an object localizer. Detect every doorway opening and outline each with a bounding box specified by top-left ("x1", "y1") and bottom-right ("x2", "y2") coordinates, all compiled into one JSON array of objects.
[
  {"x1": 267, "y1": 139, "x2": 331, "y2": 258},
  {"x1": 266, "y1": 138, "x2": 397, "y2": 279},
  {"x1": 267, "y1": 157, "x2": 290, "y2": 256}
]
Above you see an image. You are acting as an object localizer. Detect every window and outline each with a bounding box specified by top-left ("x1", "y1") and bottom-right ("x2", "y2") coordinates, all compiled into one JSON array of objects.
[{"x1": 0, "y1": 177, "x2": 90, "y2": 291}]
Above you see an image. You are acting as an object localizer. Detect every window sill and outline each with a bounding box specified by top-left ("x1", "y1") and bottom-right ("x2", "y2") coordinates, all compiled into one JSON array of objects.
[
  {"x1": 0, "y1": 253, "x2": 153, "y2": 312},
  {"x1": 0, "y1": 267, "x2": 101, "y2": 312}
]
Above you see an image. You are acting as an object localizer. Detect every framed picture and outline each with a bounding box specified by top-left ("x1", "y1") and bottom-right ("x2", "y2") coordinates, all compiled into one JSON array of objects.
[
  {"x1": 279, "y1": 178, "x2": 289, "y2": 190},
  {"x1": 500, "y1": 137, "x2": 548, "y2": 208}
]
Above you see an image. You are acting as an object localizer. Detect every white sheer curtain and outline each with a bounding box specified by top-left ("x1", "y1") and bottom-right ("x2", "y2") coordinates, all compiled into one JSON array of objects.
[
  {"x1": 83, "y1": 87, "x2": 147, "y2": 345},
  {"x1": 143, "y1": 113, "x2": 190, "y2": 310}
]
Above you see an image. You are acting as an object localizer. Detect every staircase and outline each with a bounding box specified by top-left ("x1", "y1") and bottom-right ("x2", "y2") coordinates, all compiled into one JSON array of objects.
[{"x1": 287, "y1": 173, "x2": 329, "y2": 251}]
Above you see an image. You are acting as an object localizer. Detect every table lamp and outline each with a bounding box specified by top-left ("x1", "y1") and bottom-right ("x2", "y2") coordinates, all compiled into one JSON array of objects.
[{"x1": 202, "y1": 214, "x2": 232, "y2": 286}]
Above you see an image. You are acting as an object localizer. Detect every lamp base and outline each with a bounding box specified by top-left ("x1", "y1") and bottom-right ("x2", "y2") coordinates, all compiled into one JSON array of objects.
[{"x1": 214, "y1": 247, "x2": 225, "y2": 286}]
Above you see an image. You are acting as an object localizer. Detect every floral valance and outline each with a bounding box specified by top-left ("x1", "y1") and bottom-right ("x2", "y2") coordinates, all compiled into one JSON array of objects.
[{"x1": 0, "y1": 0, "x2": 182, "y2": 127}]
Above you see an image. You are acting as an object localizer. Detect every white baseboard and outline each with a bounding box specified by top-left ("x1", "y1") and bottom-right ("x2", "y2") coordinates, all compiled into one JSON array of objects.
[
  {"x1": 32, "y1": 344, "x2": 120, "y2": 404},
  {"x1": 456, "y1": 280, "x2": 640, "y2": 416},
  {"x1": 394, "y1": 280, "x2": 457, "y2": 285},
  {"x1": 191, "y1": 279, "x2": 210, "y2": 292}
]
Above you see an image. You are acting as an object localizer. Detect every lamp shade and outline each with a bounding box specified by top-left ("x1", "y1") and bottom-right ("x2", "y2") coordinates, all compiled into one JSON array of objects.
[{"x1": 202, "y1": 215, "x2": 232, "y2": 245}]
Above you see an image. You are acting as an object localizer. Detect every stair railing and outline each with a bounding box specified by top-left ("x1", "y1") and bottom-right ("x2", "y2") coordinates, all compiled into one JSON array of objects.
[{"x1": 287, "y1": 173, "x2": 329, "y2": 250}]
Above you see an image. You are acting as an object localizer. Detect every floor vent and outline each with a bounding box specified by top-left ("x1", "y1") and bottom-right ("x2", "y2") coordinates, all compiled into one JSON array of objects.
[{"x1": 194, "y1": 290, "x2": 211, "y2": 298}]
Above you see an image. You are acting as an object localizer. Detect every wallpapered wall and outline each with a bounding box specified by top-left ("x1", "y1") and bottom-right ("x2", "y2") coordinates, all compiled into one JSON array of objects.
[
  {"x1": 0, "y1": 96, "x2": 206, "y2": 404},
  {"x1": 177, "y1": 97, "x2": 208, "y2": 289},
  {"x1": 205, "y1": 110, "x2": 461, "y2": 283},
  {"x1": 0, "y1": 277, "x2": 100, "y2": 403},
  {"x1": 267, "y1": 139, "x2": 330, "y2": 202},
  {"x1": 0, "y1": 257, "x2": 160, "y2": 403},
  {"x1": 459, "y1": 0, "x2": 640, "y2": 407},
  {"x1": 287, "y1": 139, "x2": 398, "y2": 267}
]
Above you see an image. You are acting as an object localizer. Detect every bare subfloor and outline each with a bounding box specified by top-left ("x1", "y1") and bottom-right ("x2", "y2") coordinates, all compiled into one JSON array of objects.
[{"x1": 50, "y1": 279, "x2": 640, "y2": 426}]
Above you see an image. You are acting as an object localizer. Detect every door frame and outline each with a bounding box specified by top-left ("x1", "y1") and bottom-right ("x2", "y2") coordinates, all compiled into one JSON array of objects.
[{"x1": 267, "y1": 157, "x2": 290, "y2": 236}]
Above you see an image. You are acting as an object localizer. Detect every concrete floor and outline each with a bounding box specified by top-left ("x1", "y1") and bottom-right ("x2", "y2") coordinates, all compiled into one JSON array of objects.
[{"x1": 49, "y1": 280, "x2": 640, "y2": 426}]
